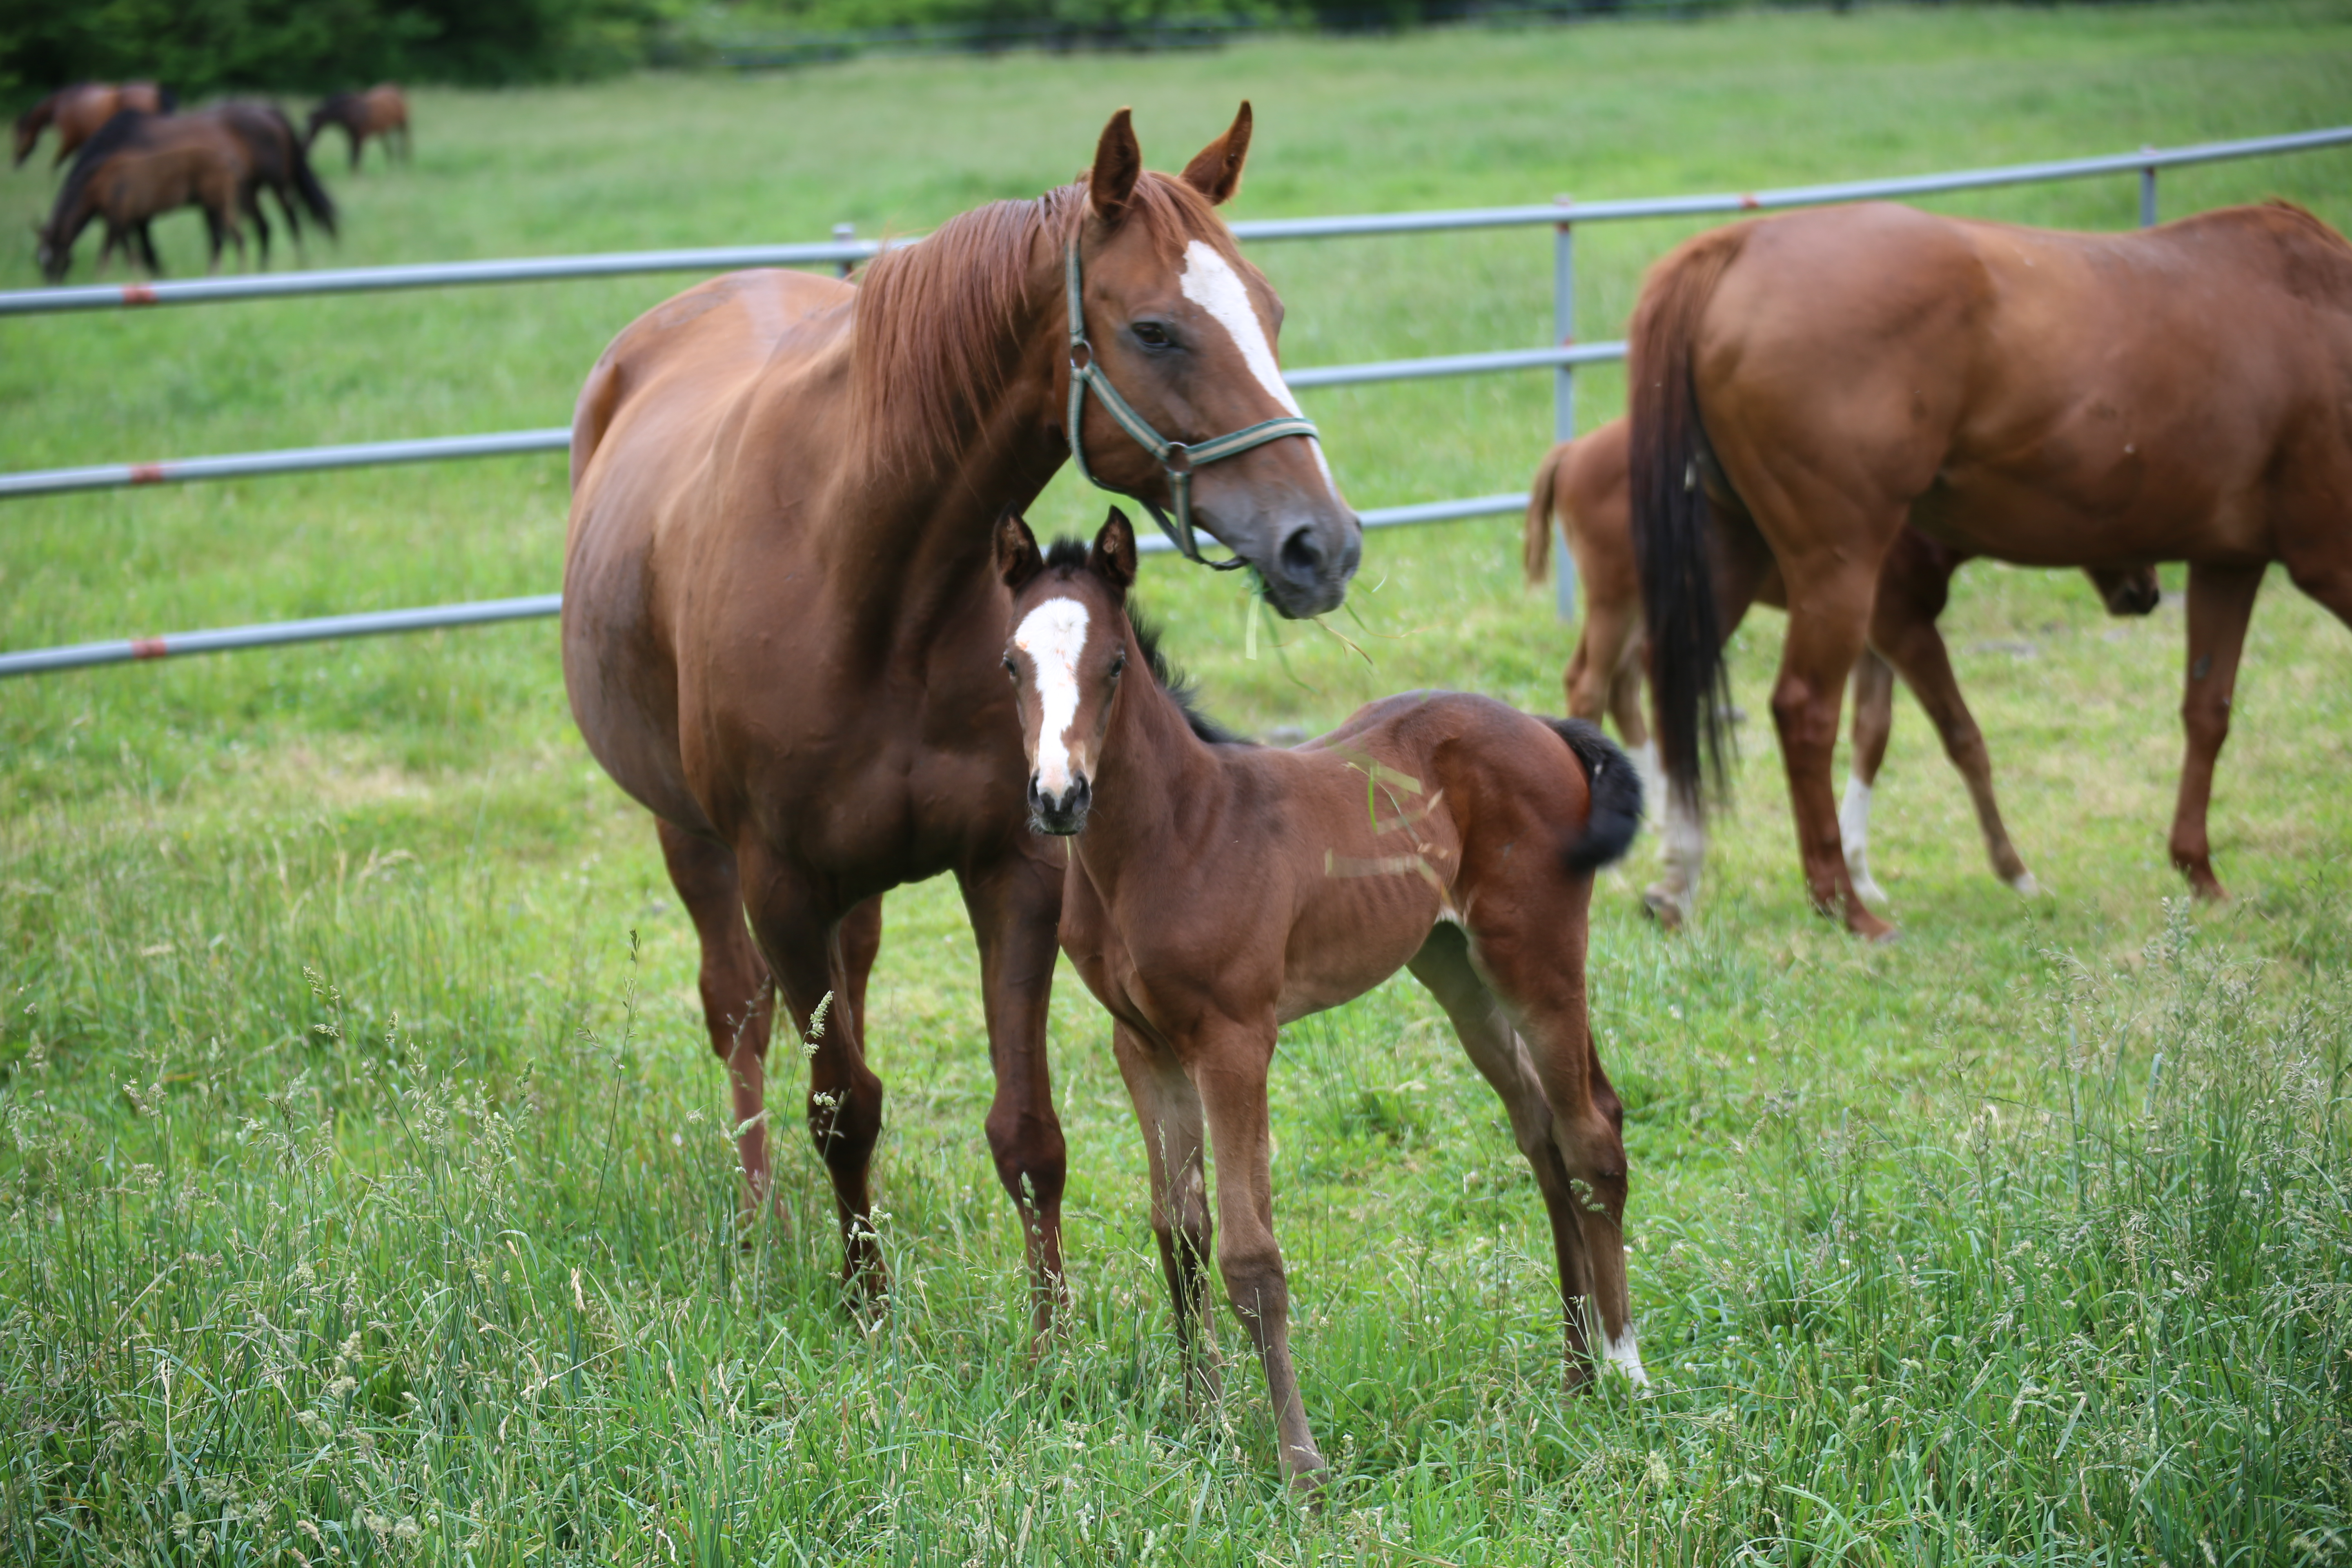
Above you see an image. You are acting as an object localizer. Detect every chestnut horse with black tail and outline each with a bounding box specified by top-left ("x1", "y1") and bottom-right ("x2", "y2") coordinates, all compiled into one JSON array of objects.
[
  {"x1": 1002, "y1": 507, "x2": 1641, "y2": 1489},
  {"x1": 13, "y1": 81, "x2": 172, "y2": 168},
  {"x1": 1527, "y1": 416, "x2": 2158, "y2": 924},
  {"x1": 1631, "y1": 201, "x2": 2352, "y2": 938},
  {"x1": 565, "y1": 105, "x2": 1358, "y2": 1332}
]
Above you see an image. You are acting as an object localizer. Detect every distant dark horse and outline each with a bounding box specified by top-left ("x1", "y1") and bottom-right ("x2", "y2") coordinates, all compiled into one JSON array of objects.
[
  {"x1": 1526, "y1": 415, "x2": 2158, "y2": 923},
  {"x1": 305, "y1": 85, "x2": 409, "y2": 171},
  {"x1": 13, "y1": 81, "x2": 172, "y2": 168},
  {"x1": 37, "y1": 112, "x2": 249, "y2": 281},
  {"x1": 1630, "y1": 201, "x2": 2352, "y2": 938},
  {"x1": 206, "y1": 103, "x2": 338, "y2": 256}
]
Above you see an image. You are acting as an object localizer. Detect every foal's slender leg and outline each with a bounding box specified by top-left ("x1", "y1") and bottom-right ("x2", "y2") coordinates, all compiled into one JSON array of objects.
[
  {"x1": 655, "y1": 820, "x2": 780, "y2": 1222},
  {"x1": 1841, "y1": 652, "x2": 1897, "y2": 907},
  {"x1": 1108, "y1": 1021, "x2": 1219, "y2": 1401},
  {"x1": 2169, "y1": 562, "x2": 2265, "y2": 900},
  {"x1": 958, "y1": 844, "x2": 1070, "y2": 1340},
  {"x1": 1195, "y1": 1024, "x2": 1327, "y2": 1487},
  {"x1": 1407, "y1": 924, "x2": 1622, "y2": 1386}
]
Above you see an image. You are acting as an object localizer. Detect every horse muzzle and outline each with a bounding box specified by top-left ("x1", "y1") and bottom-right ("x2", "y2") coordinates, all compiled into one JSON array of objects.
[{"x1": 1028, "y1": 774, "x2": 1092, "y2": 836}]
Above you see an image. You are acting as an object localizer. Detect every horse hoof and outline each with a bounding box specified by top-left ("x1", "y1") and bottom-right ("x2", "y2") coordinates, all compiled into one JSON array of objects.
[{"x1": 1641, "y1": 885, "x2": 1688, "y2": 931}]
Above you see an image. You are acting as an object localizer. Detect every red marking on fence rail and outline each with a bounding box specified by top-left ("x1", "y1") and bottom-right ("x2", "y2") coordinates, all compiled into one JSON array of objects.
[
  {"x1": 128, "y1": 464, "x2": 167, "y2": 485},
  {"x1": 130, "y1": 638, "x2": 170, "y2": 660},
  {"x1": 1739, "y1": 193, "x2": 1761, "y2": 210},
  {"x1": 121, "y1": 285, "x2": 157, "y2": 306}
]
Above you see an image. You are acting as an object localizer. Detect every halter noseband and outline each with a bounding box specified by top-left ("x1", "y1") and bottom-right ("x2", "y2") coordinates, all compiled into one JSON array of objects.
[{"x1": 1063, "y1": 238, "x2": 1321, "y2": 569}]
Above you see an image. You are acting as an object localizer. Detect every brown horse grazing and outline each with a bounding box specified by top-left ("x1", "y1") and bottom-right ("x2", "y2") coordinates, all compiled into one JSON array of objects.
[
  {"x1": 1000, "y1": 509, "x2": 1643, "y2": 1488},
  {"x1": 1526, "y1": 416, "x2": 2160, "y2": 924},
  {"x1": 1630, "y1": 200, "x2": 2352, "y2": 938},
  {"x1": 36, "y1": 112, "x2": 249, "y2": 283},
  {"x1": 564, "y1": 106, "x2": 1358, "y2": 1331},
  {"x1": 305, "y1": 85, "x2": 409, "y2": 171},
  {"x1": 13, "y1": 81, "x2": 172, "y2": 168},
  {"x1": 203, "y1": 103, "x2": 337, "y2": 256}
]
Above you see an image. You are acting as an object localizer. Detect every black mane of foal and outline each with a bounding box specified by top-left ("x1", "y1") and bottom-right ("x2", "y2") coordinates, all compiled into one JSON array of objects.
[{"x1": 1040, "y1": 535, "x2": 1254, "y2": 748}]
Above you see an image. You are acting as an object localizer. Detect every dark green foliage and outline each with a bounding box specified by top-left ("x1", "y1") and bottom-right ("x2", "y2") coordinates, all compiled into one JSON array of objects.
[{"x1": 0, "y1": 0, "x2": 684, "y2": 102}]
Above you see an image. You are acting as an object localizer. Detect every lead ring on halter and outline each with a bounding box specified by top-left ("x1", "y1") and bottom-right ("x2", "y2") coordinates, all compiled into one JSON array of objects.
[{"x1": 1062, "y1": 238, "x2": 1322, "y2": 570}]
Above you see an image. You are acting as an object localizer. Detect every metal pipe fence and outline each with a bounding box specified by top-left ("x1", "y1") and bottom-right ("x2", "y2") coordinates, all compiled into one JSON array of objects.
[{"x1": 6, "y1": 124, "x2": 2349, "y2": 676}]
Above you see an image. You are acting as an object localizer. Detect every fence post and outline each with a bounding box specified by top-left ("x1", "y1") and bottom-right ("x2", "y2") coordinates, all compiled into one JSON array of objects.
[
  {"x1": 1552, "y1": 195, "x2": 1578, "y2": 622},
  {"x1": 2140, "y1": 147, "x2": 2158, "y2": 227},
  {"x1": 835, "y1": 222, "x2": 857, "y2": 277}
]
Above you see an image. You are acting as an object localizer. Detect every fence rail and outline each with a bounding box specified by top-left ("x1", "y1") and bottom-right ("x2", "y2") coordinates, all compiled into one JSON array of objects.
[
  {"x1": 7, "y1": 124, "x2": 2350, "y2": 676},
  {"x1": 3, "y1": 127, "x2": 2345, "y2": 319}
]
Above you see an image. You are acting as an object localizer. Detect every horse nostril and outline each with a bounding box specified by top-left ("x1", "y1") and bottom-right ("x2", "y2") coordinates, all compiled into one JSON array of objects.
[{"x1": 1279, "y1": 527, "x2": 1325, "y2": 584}]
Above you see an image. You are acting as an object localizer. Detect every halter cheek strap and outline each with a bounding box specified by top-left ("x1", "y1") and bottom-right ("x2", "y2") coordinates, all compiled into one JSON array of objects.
[{"x1": 1063, "y1": 239, "x2": 1321, "y2": 569}]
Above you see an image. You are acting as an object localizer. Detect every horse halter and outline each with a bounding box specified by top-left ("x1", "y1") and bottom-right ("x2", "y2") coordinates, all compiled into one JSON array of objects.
[{"x1": 1063, "y1": 238, "x2": 1322, "y2": 569}]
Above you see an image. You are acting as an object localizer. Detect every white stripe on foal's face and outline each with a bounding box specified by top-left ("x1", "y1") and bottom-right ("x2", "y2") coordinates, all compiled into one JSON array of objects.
[
  {"x1": 1178, "y1": 241, "x2": 1338, "y2": 490},
  {"x1": 1014, "y1": 596, "x2": 1093, "y2": 798}
]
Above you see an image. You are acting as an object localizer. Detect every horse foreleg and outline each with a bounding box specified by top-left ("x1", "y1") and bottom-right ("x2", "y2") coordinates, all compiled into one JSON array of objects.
[
  {"x1": 1408, "y1": 923, "x2": 1643, "y2": 1392},
  {"x1": 1109, "y1": 1020, "x2": 1219, "y2": 1402},
  {"x1": 2170, "y1": 563, "x2": 2264, "y2": 900},
  {"x1": 655, "y1": 820, "x2": 780, "y2": 1229},
  {"x1": 958, "y1": 845, "x2": 1070, "y2": 1341},
  {"x1": 735, "y1": 849, "x2": 889, "y2": 1310},
  {"x1": 135, "y1": 223, "x2": 162, "y2": 276},
  {"x1": 1841, "y1": 651, "x2": 1898, "y2": 907},
  {"x1": 1194, "y1": 1020, "x2": 1326, "y2": 1490},
  {"x1": 1774, "y1": 561, "x2": 1895, "y2": 939}
]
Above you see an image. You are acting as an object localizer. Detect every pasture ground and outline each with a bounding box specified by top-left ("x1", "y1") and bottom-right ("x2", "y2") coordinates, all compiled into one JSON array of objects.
[{"x1": 4, "y1": 4, "x2": 2352, "y2": 1561}]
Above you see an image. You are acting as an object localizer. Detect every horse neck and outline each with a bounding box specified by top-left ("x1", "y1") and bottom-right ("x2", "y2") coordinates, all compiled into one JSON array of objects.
[{"x1": 1078, "y1": 620, "x2": 1225, "y2": 887}]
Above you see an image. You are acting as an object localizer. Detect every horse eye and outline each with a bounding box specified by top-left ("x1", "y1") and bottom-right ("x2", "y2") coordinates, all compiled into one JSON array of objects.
[
  {"x1": 1131, "y1": 322, "x2": 1172, "y2": 350},
  {"x1": 1109, "y1": 654, "x2": 1126, "y2": 679},
  {"x1": 1002, "y1": 655, "x2": 1018, "y2": 678}
]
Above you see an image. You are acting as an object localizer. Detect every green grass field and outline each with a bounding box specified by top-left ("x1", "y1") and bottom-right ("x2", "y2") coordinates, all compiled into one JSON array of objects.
[{"x1": 6, "y1": 4, "x2": 2352, "y2": 1561}]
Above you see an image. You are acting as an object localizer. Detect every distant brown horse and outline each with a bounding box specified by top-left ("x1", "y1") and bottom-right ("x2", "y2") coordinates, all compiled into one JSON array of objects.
[
  {"x1": 1631, "y1": 201, "x2": 2352, "y2": 938},
  {"x1": 1002, "y1": 508, "x2": 1642, "y2": 1488},
  {"x1": 13, "y1": 81, "x2": 171, "y2": 168},
  {"x1": 305, "y1": 85, "x2": 409, "y2": 171},
  {"x1": 36, "y1": 111, "x2": 249, "y2": 283},
  {"x1": 203, "y1": 102, "x2": 337, "y2": 256},
  {"x1": 1527, "y1": 416, "x2": 2159, "y2": 924},
  {"x1": 564, "y1": 106, "x2": 1358, "y2": 1332}
]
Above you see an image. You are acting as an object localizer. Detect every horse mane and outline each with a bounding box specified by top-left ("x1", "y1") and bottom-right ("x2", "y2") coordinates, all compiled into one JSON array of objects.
[
  {"x1": 1038, "y1": 536, "x2": 1252, "y2": 746},
  {"x1": 851, "y1": 169, "x2": 1243, "y2": 476},
  {"x1": 15, "y1": 87, "x2": 69, "y2": 136},
  {"x1": 49, "y1": 109, "x2": 153, "y2": 231}
]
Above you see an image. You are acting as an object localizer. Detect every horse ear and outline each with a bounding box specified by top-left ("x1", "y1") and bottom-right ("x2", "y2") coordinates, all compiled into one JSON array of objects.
[
  {"x1": 1092, "y1": 508, "x2": 1138, "y2": 594},
  {"x1": 1089, "y1": 108, "x2": 1143, "y2": 226},
  {"x1": 1179, "y1": 101, "x2": 1252, "y2": 207},
  {"x1": 996, "y1": 510, "x2": 1044, "y2": 593}
]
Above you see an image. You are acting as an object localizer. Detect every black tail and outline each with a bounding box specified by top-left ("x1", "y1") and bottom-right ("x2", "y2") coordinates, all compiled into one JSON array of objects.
[
  {"x1": 1545, "y1": 717, "x2": 1643, "y2": 874},
  {"x1": 279, "y1": 112, "x2": 337, "y2": 236},
  {"x1": 1627, "y1": 225, "x2": 1748, "y2": 817}
]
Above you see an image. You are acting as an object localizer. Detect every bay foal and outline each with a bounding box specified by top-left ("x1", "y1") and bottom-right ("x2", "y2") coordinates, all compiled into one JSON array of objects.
[{"x1": 1000, "y1": 509, "x2": 1644, "y2": 1488}]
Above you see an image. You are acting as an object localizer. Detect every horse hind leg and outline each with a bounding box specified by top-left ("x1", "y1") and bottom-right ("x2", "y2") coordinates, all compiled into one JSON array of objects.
[
  {"x1": 1108, "y1": 1020, "x2": 1220, "y2": 1403},
  {"x1": 2169, "y1": 563, "x2": 2265, "y2": 900},
  {"x1": 1406, "y1": 922, "x2": 1643, "y2": 1391},
  {"x1": 1841, "y1": 650, "x2": 1898, "y2": 907},
  {"x1": 655, "y1": 820, "x2": 781, "y2": 1228}
]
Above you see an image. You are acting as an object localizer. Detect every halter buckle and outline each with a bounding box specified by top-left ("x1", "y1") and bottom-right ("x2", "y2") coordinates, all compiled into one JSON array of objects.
[{"x1": 1161, "y1": 442, "x2": 1193, "y2": 476}]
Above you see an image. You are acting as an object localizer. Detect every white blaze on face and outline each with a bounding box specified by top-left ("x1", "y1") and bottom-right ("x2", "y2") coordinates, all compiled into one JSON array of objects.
[
  {"x1": 1605, "y1": 1323, "x2": 1650, "y2": 1387},
  {"x1": 1178, "y1": 240, "x2": 1340, "y2": 493},
  {"x1": 1014, "y1": 597, "x2": 1093, "y2": 800}
]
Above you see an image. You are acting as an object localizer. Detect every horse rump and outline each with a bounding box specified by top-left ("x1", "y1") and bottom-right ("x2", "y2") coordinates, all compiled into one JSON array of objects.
[
  {"x1": 1627, "y1": 224, "x2": 1749, "y2": 816},
  {"x1": 1543, "y1": 717, "x2": 1642, "y2": 873}
]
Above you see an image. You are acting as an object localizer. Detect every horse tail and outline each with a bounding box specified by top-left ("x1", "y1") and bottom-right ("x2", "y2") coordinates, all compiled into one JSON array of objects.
[
  {"x1": 281, "y1": 116, "x2": 338, "y2": 236},
  {"x1": 1628, "y1": 223, "x2": 1746, "y2": 816},
  {"x1": 1522, "y1": 439, "x2": 1567, "y2": 586},
  {"x1": 1545, "y1": 717, "x2": 1642, "y2": 874}
]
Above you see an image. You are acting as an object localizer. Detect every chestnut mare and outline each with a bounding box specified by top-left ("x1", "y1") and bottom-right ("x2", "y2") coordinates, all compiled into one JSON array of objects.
[
  {"x1": 1527, "y1": 416, "x2": 2158, "y2": 924},
  {"x1": 13, "y1": 81, "x2": 171, "y2": 168},
  {"x1": 305, "y1": 85, "x2": 410, "y2": 171},
  {"x1": 1002, "y1": 508, "x2": 1643, "y2": 1488},
  {"x1": 1632, "y1": 201, "x2": 2352, "y2": 938},
  {"x1": 565, "y1": 107, "x2": 1358, "y2": 1330}
]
